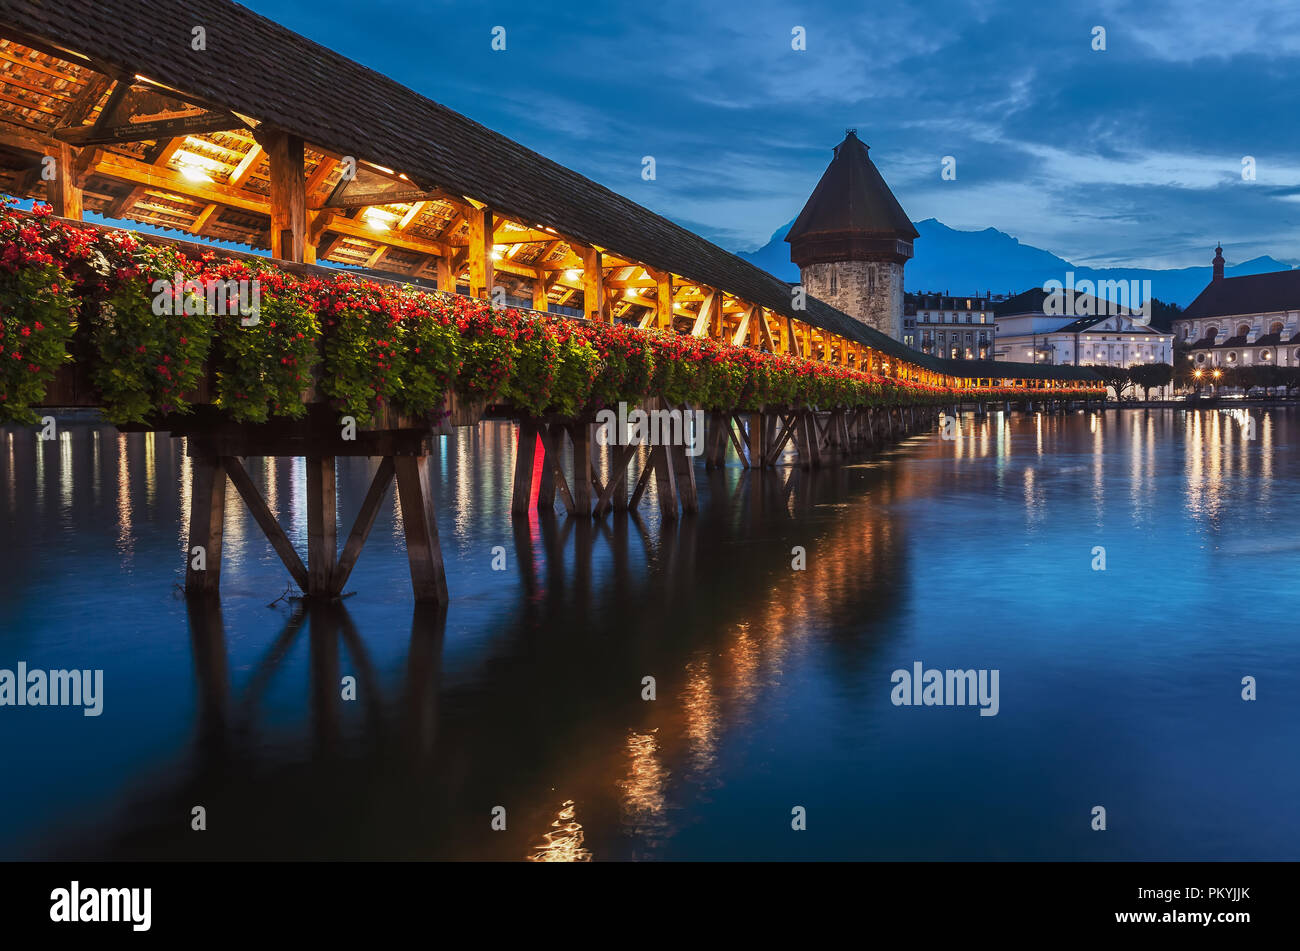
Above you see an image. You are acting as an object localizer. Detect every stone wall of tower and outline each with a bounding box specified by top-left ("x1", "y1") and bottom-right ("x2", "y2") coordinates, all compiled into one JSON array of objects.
[{"x1": 799, "y1": 260, "x2": 905, "y2": 340}]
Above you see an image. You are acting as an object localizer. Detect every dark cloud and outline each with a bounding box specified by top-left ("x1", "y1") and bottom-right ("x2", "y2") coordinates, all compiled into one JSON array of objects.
[{"x1": 249, "y1": 0, "x2": 1300, "y2": 268}]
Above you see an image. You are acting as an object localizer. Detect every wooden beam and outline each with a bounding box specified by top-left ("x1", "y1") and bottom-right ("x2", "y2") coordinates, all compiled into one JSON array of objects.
[
  {"x1": 436, "y1": 256, "x2": 454, "y2": 293},
  {"x1": 393, "y1": 455, "x2": 449, "y2": 604},
  {"x1": 531, "y1": 272, "x2": 550, "y2": 312},
  {"x1": 305, "y1": 454, "x2": 337, "y2": 596},
  {"x1": 307, "y1": 208, "x2": 337, "y2": 245},
  {"x1": 653, "y1": 269, "x2": 673, "y2": 330},
  {"x1": 331, "y1": 457, "x2": 396, "y2": 595},
  {"x1": 581, "y1": 245, "x2": 605, "y2": 322},
  {"x1": 731, "y1": 305, "x2": 753, "y2": 347},
  {"x1": 57, "y1": 107, "x2": 240, "y2": 146},
  {"x1": 265, "y1": 130, "x2": 309, "y2": 263},
  {"x1": 185, "y1": 457, "x2": 225, "y2": 596},
  {"x1": 466, "y1": 205, "x2": 492, "y2": 299},
  {"x1": 304, "y1": 153, "x2": 337, "y2": 199},
  {"x1": 222, "y1": 455, "x2": 309, "y2": 592},
  {"x1": 104, "y1": 185, "x2": 142, "y2": 218},
  {"x1": 45, "y1": 140, "x2": 81, "y2": 219},
  {"x1": 92, "y1": 153, "x2": 266, "y2": 213},
  {"x1": 323, "y1": 214, "x2": 450, "y2": 259},
  {"x1": 228, "y1": 143, "x2": 264, "y2": 187},
  {"x1": 397, "y1": 200, "x2": 427, "y2": 231},
  {"x1": 190, "y1": 203, "x2": 218, "y2": 235},
  {"x1": 691, "y1": 290, "x2": 716, "y2": 337},
  {"x1": 55, "y1": 74, "x2": 113, "y2": 131}
]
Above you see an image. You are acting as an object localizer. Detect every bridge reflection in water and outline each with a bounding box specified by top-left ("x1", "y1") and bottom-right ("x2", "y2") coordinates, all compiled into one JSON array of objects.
[{"x1": 4, "y1": 409, "x2": 1299, "y2": 861}]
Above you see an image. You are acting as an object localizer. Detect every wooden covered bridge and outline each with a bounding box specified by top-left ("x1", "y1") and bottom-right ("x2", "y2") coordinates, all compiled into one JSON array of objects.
[{"x1": 0, "y1": 0, "x2": 1102, "y2": 604}]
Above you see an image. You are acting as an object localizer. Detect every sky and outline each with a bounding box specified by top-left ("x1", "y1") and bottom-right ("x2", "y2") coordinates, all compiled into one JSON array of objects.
[{"x1": 243, "y1": 0, "x2": 1300, "y2": 271}]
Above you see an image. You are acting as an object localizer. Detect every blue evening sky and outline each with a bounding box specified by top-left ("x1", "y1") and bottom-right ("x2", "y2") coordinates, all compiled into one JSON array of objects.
[{"x1": 241, "y1": 0, "x2": 1300, "y2": 270}]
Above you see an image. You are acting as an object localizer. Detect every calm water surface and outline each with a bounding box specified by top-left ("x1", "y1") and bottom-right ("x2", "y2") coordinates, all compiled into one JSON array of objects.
[{"x1": 1, "y1": 408, "x2": 1297, "y2": 860}]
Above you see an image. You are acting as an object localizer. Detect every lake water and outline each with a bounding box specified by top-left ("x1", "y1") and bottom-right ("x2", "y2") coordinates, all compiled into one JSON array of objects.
[{"x1": 1, "y1": 407, "x2": 1297, "y2": 860}]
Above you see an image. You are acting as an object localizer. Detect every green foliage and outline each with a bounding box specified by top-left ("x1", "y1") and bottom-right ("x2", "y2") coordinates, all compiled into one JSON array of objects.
[
  {"x1": 0, "y1": 263, "x2": 78, "y2": 423},
  {"x1": 212, "y1": 267, "x2": 321, "y2": 423},
  {"x1": 90, "y1": 248, "x2": 213, "y2": 424}
]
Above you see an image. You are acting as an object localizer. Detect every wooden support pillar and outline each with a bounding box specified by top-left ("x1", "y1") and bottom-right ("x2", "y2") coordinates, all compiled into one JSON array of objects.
[
  {"x1": 47, "y1": 141, "x2": 82, "y2": 220},
  {"x1": 537, "y1": 428, "x2": 556, "y2": 511},
  {"x1": 650, "y1": 445, "x2": 679, "y2": 520},
  {"x1": 436, "y1": 257, "x2": 455, "y2": 293},
  {"x1": 703, "y1": 410, "x2": 725, "y2": 470},
  {"x1": 570, "y1": 423, "x2": 593, "y2": 516},
  {"x1": 305, "y1": 455, "x2": 337, "y2": 596},
  {"x1": 512, "y1": 420, "x2": 539, "y2": 515},
  {"x1": 806, "y1": 411, "x2": 824, "y2": 467},
  {"x1": 531, "y1": 273, "x2": 550, "y2": 312},
  {"x1": 265, "y1": 130, "x2": 310, "y2": 263},
  {"x1": 393, "y1": 455, "x2": 449, "y2": 604},
  {"x1": 654, "y1": 269, "x2": 673, "y2": 329},
  {"x1": 185, "y1": 456, "x2": 225, "y2": 596},
  {"x1": 581, "y1": 246, "x2": 605, "y2": 322},
  {"x1": 670, "y1": 411, "x2": 699, "y2": 514},
  {"x1": 467, "y1": 206, "x2": 493, "y2": 300},
  {"x1": 748, "y1": 412, "x2": 764, "y2": 467}
]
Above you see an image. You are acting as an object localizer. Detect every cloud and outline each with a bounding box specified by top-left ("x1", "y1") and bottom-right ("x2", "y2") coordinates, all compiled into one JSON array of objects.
[{"x1": 248, "y1": 0, "x2": 1300, "y2": 268}]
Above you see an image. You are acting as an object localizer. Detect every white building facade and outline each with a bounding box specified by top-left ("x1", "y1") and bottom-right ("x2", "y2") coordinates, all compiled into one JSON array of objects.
[{"x1": 991, "y1": 288, "x2": 1174, "y2": 397}]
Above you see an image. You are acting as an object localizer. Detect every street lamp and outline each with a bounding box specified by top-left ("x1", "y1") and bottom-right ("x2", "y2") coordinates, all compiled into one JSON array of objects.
[{"x1": 1212, "y1": 368, "x2": 1222, "y2": 397}]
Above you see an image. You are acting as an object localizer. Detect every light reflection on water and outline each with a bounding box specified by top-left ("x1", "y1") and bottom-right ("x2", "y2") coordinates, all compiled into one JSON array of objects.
[
  {"x1": 526, "y1": 800, "x2": 591, "y2": 863},
  {"x1": 1, "y1": 408, "x2": 1299, "y2": 860}
]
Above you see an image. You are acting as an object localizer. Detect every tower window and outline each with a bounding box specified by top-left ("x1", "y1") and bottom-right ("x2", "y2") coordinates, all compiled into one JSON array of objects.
[{"x1": 829, "y1": 268, "x2": 837, "y2": 295}]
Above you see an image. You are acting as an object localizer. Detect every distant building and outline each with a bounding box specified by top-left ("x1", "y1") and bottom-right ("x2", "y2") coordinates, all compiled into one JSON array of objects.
[
  {"x1": 904, "y1": 292, "x2": 1002, "y2": 358},
  {"x1": 991, "y1": 288, "x2": 1174, "y2": 396},
  {"x1": 1172, "y1": 245, "x2": 1300, "y2": 371},
  {"x1": 786, "y1": 130, "x2": 917, "y2": 340}
]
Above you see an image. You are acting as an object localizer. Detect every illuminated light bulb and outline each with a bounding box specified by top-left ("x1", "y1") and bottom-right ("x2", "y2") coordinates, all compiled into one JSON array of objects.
[{"x1": 362, "y1": 207, "x2": 398, "y2": 231}]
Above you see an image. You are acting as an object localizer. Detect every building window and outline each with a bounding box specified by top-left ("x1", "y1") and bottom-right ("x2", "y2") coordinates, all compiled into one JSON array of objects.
[{"x1": 829, "y1": 269, "x2": 838, "y2": 295}]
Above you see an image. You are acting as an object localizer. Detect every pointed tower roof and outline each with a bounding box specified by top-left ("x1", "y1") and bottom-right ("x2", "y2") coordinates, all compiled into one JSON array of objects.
[{"x1": 786, "y1": 131, "x2": 918, "y2": 263}]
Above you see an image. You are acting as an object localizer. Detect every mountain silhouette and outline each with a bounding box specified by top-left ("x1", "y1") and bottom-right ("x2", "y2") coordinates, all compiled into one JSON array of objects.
[{"x1": 736, "y1": 217, "x2": 1296, "y2": 308}]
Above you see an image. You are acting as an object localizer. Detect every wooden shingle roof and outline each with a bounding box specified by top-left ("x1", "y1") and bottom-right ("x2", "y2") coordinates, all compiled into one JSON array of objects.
[
  {"x1": 786, "y1": 131, "x2": 917, "y2": 242},
  {"x1": 1183, "y1": 270, "x2": 1300, "y2": 320}
]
